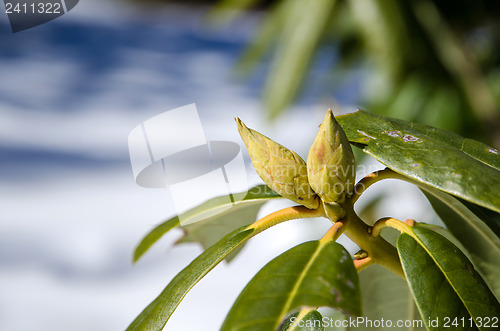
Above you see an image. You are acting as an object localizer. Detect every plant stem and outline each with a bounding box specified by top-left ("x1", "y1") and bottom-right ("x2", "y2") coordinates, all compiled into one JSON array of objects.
[
  {"x1": 351, "y1": 168, "x2": 399, "y2": 203},
  {"x1": 249, "y1": 205, "x2": 325, "y2": 233},
  {"x1": 247, "y1": 193, "x2": 405, "y2": 278},
  {"x1": 354, "y1": 256, "x2": 373, "y2": 272},
  {"x1": 339, "y1": 200, "x2": 405, "y2": 278},
  {"x1": 371, "y1": 217, "x2": 415, "y2": 237},
  {"x1": 320, "y1": 222, "x2": 345, "y2": 242},
  {"x1": 314, "y1": 169, "x2": 412, "y2": 277}
]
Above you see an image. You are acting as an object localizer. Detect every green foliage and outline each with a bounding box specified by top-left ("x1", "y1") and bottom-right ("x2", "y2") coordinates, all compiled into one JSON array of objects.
[
  {"x1": 258, "y1": 0, "x2": 336, "y2": 119},
  {"x1": 133, "y1": 185, "x2": 281, "y2": 263},
  {"x1": 422, "y1": 191, "x2": 500, "y2": 298},
  {"x1": 398, "y1": 225, "x2": 500, "y2": 330},
  {"x1": 281, "y1": 308, "x2": 325, "y2": 331},
  {"x1": 127, "y1": 226, "x2": 256, "y2": 330},
  {"x1": 128, "y1": 111, "x2": 500, "y2": 330},
  {"x1": 355, "y1": 265, "x2": 426, "y2": 331},
  {"x1": 211, "y1": 0, "x2": 500, "y2": 144},
  {"x1": 336, "y1": 110, "x2": 500, "y2": 213},
  {"x1": 221, "y1": 240, "x2": 360, "y2": 330}
]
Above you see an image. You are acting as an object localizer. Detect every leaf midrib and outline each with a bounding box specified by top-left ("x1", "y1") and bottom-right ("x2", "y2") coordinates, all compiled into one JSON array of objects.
[
  {"x1": 273, "y1": 241, "x2": 325, "y2": 330},
  {"x1": 409, "y1": 230, "x2": 477, "y2": 322}
]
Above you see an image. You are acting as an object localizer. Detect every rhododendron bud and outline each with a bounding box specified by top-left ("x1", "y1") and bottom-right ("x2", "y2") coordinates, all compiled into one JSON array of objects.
[
  {"x1": 236, "y1": 118, "x2": 319, "y2": 209},
  {"x1": 307, "y1": 110, "x2": 356, "y2": 207}
]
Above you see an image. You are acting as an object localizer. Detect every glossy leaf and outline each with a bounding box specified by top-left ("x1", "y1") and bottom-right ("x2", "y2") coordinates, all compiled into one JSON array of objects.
[
  {"x1": 398, "y1": 226, "x2": 500, "y2": 329},
  {"x1": 336, "y1": 110, "x2": 500, "y2": 213},
  {"x1": 127, "y1": 225, "x2": 256, "y2": 331},
  {"x1": 133, "y1": 185, "x2": 281, "y2": 262},
  {"x1": 421, "y1": 190, "x2": 500, "y2": 298},
  {"x1": 221, "y1": 240, "x2": 361, "y2": 331},
  {"x1": 280, "y1": 308, "x2": 324, "y2": 331},
  {"x1": 398, "y1": 233, "x2": 472, "y2": 330}
]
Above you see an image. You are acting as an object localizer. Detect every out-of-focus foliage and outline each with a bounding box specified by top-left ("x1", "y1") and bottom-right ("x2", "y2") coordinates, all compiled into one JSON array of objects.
[
  {"x1": 134, "y1": 0, "x2": 500, "y2": 146},
  {"x1": 209, "y1": 0, "x2": 500, "y2": 147}
]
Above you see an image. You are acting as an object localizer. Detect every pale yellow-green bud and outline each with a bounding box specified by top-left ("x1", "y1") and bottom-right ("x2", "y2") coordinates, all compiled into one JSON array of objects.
[
  {"x1": 236, "y1": 118, "x2": 320, "y2": 209},
  {"x1": 307, "y1": 110, "x2": 356, "y2": 207}
]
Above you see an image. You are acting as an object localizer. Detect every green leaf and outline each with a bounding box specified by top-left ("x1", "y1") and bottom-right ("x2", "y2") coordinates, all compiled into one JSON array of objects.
[
  {"x1": 398, "y1": 225, "x2": 500, "y2": 330},
  {"x1": 281, "y1": 308, "x2": 324, "y2": 331},
  {"x1": 214, "y1": 0, "x2": 258, "y2": 8},
  {"x1": 133, "y1": 185, "x2": 281, "y2": 262},
  {"x1": 263, "y1": 0, "x2": 337, "y2": 118},
  {"x1": 127, "y1": 225, "x2": 256, "y2": 331},
  {"x1": 421, "y1": 187, "x2": 500, "y2": 237},
  {"x1": 177, "y1": 186, "x2": 281, "y2": 261},
  {"x1": 336, "y1": 110, "x2": 500, "y2": 213},
  {"x1": 421, "y1": 189, "x2": 500, "y2": 298},
  {"x1": 351, "y1": 265, "x2": 425, "y2": 331},
  {"x1": 221, "y1": 240, "x2": 361, "y2": 331},
  {"x1": 235, "y1": 0, "x2": 292, "y2": 75}
]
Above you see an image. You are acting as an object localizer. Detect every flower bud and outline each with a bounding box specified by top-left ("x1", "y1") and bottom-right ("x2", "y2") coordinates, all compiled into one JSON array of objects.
[
  {"x1": 236, "y1": 118, "x2": 319, "y2": 209},
  {"x1": 307, "y1": 110, "x2": 356, "y2": 205}
]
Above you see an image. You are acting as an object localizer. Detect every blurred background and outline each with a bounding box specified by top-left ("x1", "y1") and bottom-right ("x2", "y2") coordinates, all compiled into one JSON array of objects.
[{"x1": 1, "y1": 0, "x2": 498, "y2": 330}]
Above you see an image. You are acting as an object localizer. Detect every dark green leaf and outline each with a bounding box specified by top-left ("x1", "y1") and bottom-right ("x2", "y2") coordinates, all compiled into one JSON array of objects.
[
  {"x1": 336, "y1": 110, "x2": 500, "y2": 213},
  {"x1": 421, "y1": 190, "x2": 500, "y2": 298},
  {"x1": 281, "y1": 308, "x2": 324, "y2": 331},
  {"x1": 398, "y1": 233, "x2": 472, "y2": 330},
  {"x1": 133, "y1": 185, "x2": 281, "y2": 262},
  {"x1": 221, "y1": 240, "x2": 361, "y2": 331},
  {"x1": 422, "y1": 187, "x2": 500, "y2": 236},
  {"x1": 398, "y1": 225, "x2": 500, "y2": 330},
  {"x1": 127, "y1": 225, "x2": 256, "y2": 331}
]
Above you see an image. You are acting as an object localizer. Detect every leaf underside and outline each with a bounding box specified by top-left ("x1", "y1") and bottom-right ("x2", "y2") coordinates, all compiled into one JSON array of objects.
[
  {"x1": 352, "y1": 265, "x2": 425, "y2": 331},
  {"x1": 133, "y1": 185, "x2": 281, "y2": 262},
  {"x1": 421, "y1": 189, "x2": 500, "y2": 298}
]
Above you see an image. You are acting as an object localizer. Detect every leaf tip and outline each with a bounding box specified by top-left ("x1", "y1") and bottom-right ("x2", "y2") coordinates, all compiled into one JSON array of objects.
[{"x1": 132, "y1": 250, "x2": 142, "y2": 264}]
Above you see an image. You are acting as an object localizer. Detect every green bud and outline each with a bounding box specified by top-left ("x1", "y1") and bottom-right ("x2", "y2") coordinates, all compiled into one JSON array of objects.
[
  {"x1": 236, "y1": 118, "x2": 320, "y2": 209},
  {"x1": 307, "y1": 110, "x2": 356, "y2": 206},
  {"x1": 323, "y1": 201, "x2": 346, "y2": 222}
]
